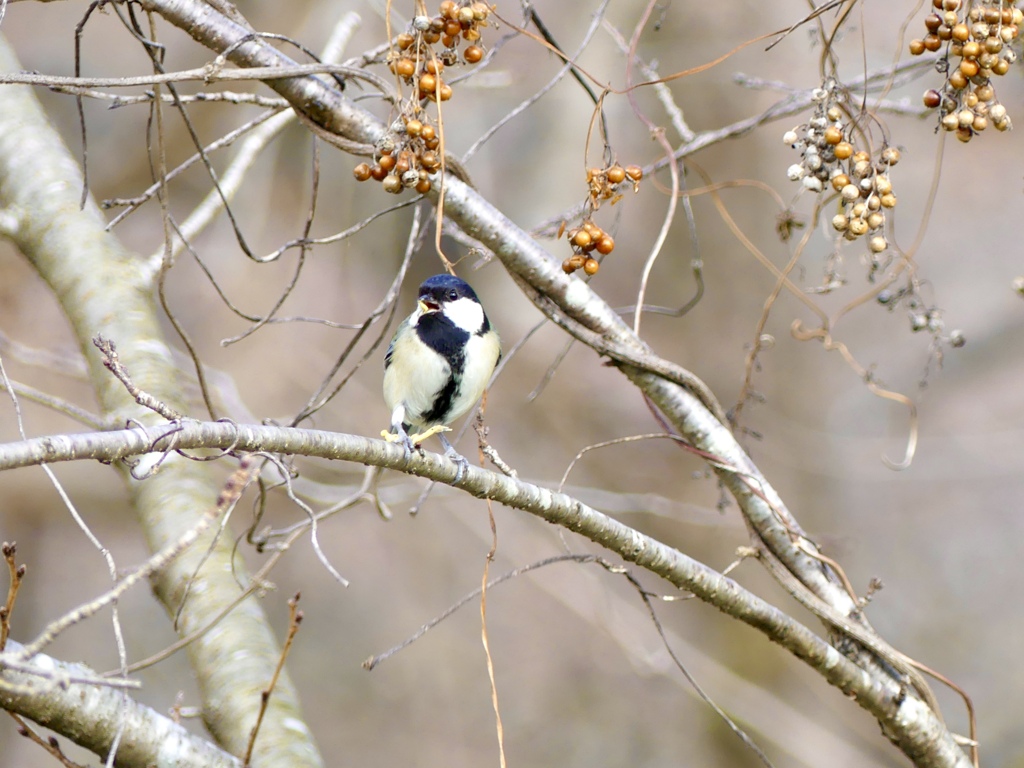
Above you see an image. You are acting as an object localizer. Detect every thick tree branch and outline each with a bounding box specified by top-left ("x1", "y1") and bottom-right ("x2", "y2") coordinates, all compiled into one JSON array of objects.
[
  {"x1": 0, "y1": 640, "x2": 241, "y2": 768},
  {"x1": 0, "y1": 418, "x2": 958, "y2": 764}
]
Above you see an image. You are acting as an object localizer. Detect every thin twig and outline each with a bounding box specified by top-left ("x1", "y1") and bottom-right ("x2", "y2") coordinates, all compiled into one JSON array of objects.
[
  {"x1": 364, "y1": 555, "x2": 598, "y2": 670},
  {"x1": 243, "y1": 593, "x2": 303, "y2": 766},
  {"x1": 94, "y1": 336, "x2": 183, "y2": 421},
  {"x1": 609, "y1": 562, "x2": 776, "y2": 768},
  {"x1": 50, "y1": 84, "x2": 288, "y2": 108},
  {"x1": 0, "y1": 543, "x2": 25, "y2": 651},
  {"x1": 0, "y1": 379, "x2": 104, "y2": 429},
  {"x1": 8, "y1": 713, "x2": 88, "y2": 768},
  {"x1": 13, "y1": 456, "x2": 258, "y2": 662}
]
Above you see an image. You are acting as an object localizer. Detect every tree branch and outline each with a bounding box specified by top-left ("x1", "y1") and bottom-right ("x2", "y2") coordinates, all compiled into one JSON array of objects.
[
  {"x1": 0, "y1": 418, "x2": 971, "y2": 767},
  {"x1": 0, "y1": 640, "x2": 241, "y2": 768}
]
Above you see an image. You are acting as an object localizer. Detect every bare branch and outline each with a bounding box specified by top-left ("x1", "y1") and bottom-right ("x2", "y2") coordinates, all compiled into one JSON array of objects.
[
  {"x1": 0, "y1": 418, "x2": 972, "y2": 765},
  {"x1": 1, "y1": 640, "x2": 242, "y2": 768}
]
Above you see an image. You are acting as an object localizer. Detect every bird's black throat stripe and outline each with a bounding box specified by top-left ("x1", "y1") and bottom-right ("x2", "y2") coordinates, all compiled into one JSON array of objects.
[
  {"x1": 416, "y1": 313, "x2": 467, "y2": 426},
  {"x1": 416, "y1": 313, "x2": 469, "y2": 367}
]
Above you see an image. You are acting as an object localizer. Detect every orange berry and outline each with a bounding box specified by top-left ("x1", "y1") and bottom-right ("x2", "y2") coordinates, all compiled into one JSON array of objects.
[
  {"x1": 583, "y1": 258, "x2": 600, "y2": 275},
  {"x1": 595, "y1": 235, "x2": 615, "y2": 255},
  {"x1": 395, "y1": 58, "x2": 415, "y2": 78},
  {"x1": 419, "y1": 73, "x2": 437, "y2": 93},
  {"x1": 464, "y1": 45, "x2": 484, "y2": 63},
  {"x1": 353, "y1": 163, "x2": 372, "y2": 181},
  {"x1": 625, "y1": 165, "x2": 643, "y2": 181},
  {"x1": 959, "y1": 59, "x2": 979, "y2": 77},
  {"x1": 833, "y1": 141, "x2": 853, "y2": 160},
  {"x1": 606, "y1": 165, "x2": 626, "y2": 183},
  {"x1": 572, "y1": 229, "x2": 592, "y2": 248}
]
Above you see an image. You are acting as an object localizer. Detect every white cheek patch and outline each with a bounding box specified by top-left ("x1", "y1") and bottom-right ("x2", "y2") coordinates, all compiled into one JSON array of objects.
[{"x1": 443, "y1": 296, "x2": 485, "y2": 333}]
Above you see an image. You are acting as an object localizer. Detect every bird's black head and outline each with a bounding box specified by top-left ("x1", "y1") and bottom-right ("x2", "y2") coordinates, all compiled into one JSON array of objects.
[{"x1": 417, "y1": 274, "x2": 479, "y2": 311}]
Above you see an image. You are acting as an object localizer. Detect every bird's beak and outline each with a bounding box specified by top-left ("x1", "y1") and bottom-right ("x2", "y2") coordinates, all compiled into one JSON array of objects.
[{"x1": 417, "y1": 298, "x2": 440, "y2": 314}]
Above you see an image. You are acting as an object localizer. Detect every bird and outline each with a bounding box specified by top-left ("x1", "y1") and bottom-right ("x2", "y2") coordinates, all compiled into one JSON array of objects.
[{"x1": 383, "y1": 273, "x2": 501, "y2": 479}]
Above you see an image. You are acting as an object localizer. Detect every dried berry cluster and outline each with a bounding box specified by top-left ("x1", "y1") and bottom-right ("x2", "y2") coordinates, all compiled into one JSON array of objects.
[
  {"x1": 783, "y1": 81, "x2": 900, "y2": 263},
  {"x1": 911, "y1": 0, "x2": 1020, "y2": 142},
  {"x1": 876, "y1": 282, "x2": 965, "y2": 345},
  {"x1": 352, "y1": 1, "x2": 491, "y2": 194},
  {"x1": 562, "y1": 219, "x2": 615, "y2": 276},
  {"x1": 561, "y1": 163, "x2": 642, "y2": 276},
  {"x1": 353, "y1": 120, "x2": 441, "y2": 195}
]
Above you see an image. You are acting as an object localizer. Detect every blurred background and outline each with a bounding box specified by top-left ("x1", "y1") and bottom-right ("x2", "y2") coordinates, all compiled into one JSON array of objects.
[{"x1": 0, "y1": 1, "x2": 1022, "y2": 766}]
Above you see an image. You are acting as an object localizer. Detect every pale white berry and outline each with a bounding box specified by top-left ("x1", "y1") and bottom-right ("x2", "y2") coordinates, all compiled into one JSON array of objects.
[{"x1": 802, "y1": 176, "x2": 823, "y2": 192}]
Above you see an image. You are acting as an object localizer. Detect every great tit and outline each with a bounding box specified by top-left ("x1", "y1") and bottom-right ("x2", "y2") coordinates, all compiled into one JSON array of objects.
[{"x1": 383, "y1": 274, "x2": 501, "y2": 478}]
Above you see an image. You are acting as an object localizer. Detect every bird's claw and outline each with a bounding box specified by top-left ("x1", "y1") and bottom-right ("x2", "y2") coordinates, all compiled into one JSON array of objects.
[
  {"x1": 439, "y1": 433, "x2": 470, "y2": 482},
  {"x1": 382, "y1": 428, "x2": 417, "y2": 460},
  {"x1": 446, "y1": 451, "x2": 470, "y2": 483},
  {"x1": 382, "y1": 426, "x2": 468, "y2": 481}
]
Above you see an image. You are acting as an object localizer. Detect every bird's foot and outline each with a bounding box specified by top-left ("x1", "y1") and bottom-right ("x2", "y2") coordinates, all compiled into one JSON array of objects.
[
  {"x1": 383, "y1": 427, "x2": 468, "y2": 481},
  {"x1": 381, "y1": 428, "x2": 417, "y2": 460},
  {"x1": 448, "y1": 452, "x2": 470, "y2": 483},
  {"x1": 439, "y1": 433, "x2": 470, "y2": 483}
]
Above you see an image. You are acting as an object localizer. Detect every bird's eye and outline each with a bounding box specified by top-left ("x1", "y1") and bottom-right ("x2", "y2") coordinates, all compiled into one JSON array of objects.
[{"x1": 447, "y1": 289, "x2": 458, "y2": 301}]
